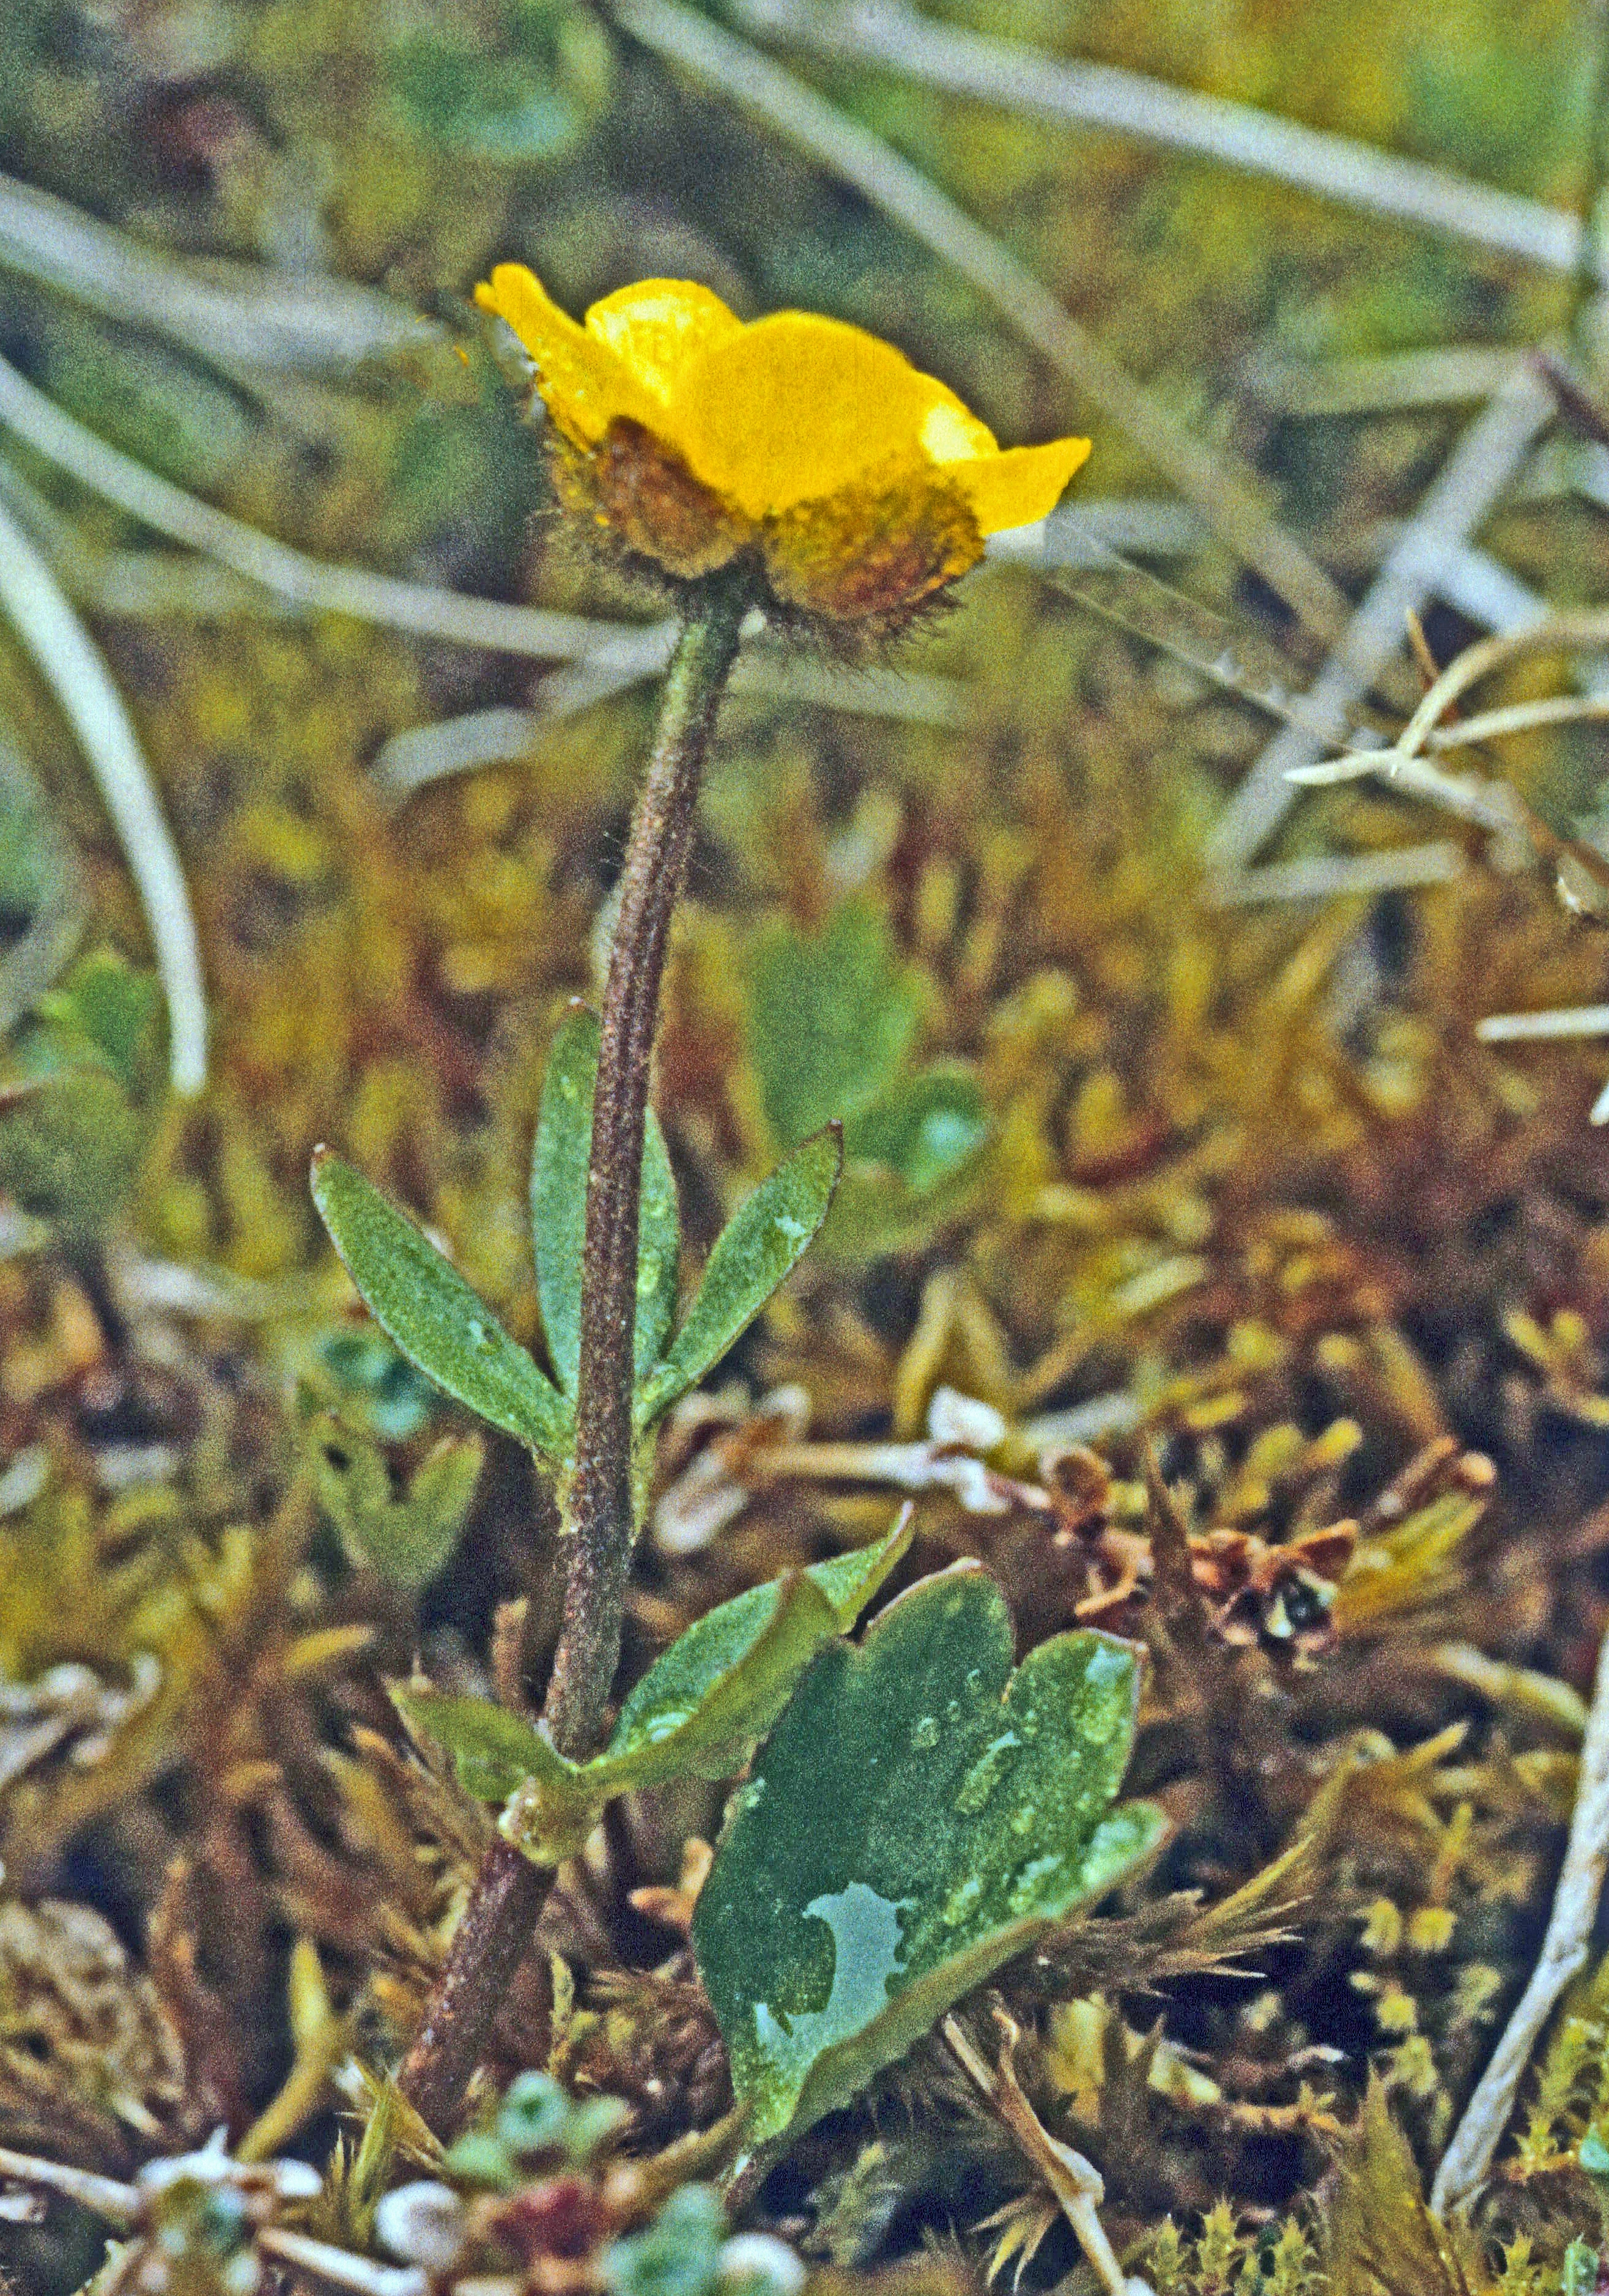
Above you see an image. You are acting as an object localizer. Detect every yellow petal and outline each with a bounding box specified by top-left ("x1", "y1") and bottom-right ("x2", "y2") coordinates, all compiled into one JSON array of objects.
[
  {"x1": 671, "y1": 312, "x2": 982, "y2": 519},
  {"x1": 949, "y1": 436, "x2": 1092, "y2": 536},
  {"x1": 583, "y1": 280, "x2": 743, "y2": 408},
  {"x1": 475, "y1": 264, "x2": 656, "y2": 445},
  {"x1": 919, "y1": 399, "x2": 999, "y2": 462}
]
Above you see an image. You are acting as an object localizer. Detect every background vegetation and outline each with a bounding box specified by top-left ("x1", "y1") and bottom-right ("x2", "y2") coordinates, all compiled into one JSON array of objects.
[{"x1": 7, "y1": 1, "x2": 1609, "y2": 2290}]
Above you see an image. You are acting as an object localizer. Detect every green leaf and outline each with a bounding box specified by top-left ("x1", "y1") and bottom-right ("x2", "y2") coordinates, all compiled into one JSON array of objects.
[
  {"x1": 691, "y1": 1566, "x2": 1167, "y2": 2152},
  {"x1": 0, "y1": 1070, "x2": 148, "y2": 1238},
  {"x1": 1581, "y1": 2128, "x2": 1609, "y2": 2183},
  {"x1": 393, "y1": 1521, "x2": 912, "y2": 1851},
  {"x1": 601, "y1": 2185, "x2": 725, "y2": 2296},
  {"x1": 749, "y1": 900, "x2": 922, "y2": 1149},
  {"x1": 48, "y1": 956, "x2": 166, "y2": 1098},
  {"x1": 843, "y1": 1067, "x2": 989, "y2": 1198},
  {"x1": 308, "y1": 1413, "x2": 483, "y2": 1592},
  {"x1": 391, "y1": 1687, "x2": 579, "y2": 1810},
  {"x1": 387, "y1": 34, "x2": 584, "y2": 160},
  {"x1": 311, "y1": 1150, "x2": 570, "y2": 1460},
  {"x1": 0, "y1": 744, "x2": 80, "y2": 1035},
  {"x1": 313, "y1": 1330, "x2": 442, "y2": 1442},
  {"x1": 635, "y1": 1127, "x2": 842, "y2": 1429},
  {"x1": 531, "y1": 1004, "x2": 679, "y2": 1398},
  {"x1": 745, "y1": 904, "x2": 989, "y2": 1262},
  {"x1": 597, "y1": 1513, "x2": 913, "y2": 1791},
  {"x1": 820, "y1": 1067, "x2": 992, "y2": 1260},
  {"x1": 1562, "y1": 2242, "x2": 1598, "y2": 2296}
]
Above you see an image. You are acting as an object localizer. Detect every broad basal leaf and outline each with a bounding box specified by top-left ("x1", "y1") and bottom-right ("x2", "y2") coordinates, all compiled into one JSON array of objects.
[
  {"x1": 530, "y1": 1003, "x2": 679, "y2": 1398},
  {"x1": 691, "y1": 1565, "x2": 1167, "y2": 2152},
  {"x1": 311, "y1": 1150, "x2": 571, "y2": 1461},
  {"x1": 634, "y1": 1126, "x2": 842, "y2": 1429},
  {"x1": 598, "y1": 1511, "x2": 914, "y2": 1791}
]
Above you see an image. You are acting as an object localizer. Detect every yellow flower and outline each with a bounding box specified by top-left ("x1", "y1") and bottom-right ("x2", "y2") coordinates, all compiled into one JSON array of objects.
[{"x1": 476, "y1": 267, "x2": 1090, "y2": 624}]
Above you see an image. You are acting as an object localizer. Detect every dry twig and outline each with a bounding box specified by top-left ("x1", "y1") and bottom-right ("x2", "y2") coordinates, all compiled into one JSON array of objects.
[{"x1": 1432, "y1": 1623, "x2": 1609, "y2": 2211}]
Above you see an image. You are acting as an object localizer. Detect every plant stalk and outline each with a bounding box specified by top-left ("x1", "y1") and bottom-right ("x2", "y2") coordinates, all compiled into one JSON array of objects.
[
  {"x1": 397, "y1": 569, "x2": 749, "y2": 2134},
  {"x1": 545, "y1": 568, "x2": 748, "y2": 1757}
]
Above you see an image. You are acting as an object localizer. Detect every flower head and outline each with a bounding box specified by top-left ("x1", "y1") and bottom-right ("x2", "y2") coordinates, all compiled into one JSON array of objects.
[{"x1": 476, "y1": 266, "x2": 1089, "y2": 628}]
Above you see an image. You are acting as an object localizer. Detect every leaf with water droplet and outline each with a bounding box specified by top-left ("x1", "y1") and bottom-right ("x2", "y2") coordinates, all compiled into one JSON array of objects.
[
  {"x1": 530, "y1": 1003, "x2": 679, "y2": 1398},
  {"x1": 634, "y1": 1126, "x2": 843, "y2": 1429},
  {"x1": 692, "y1": 1565, "x2": 1166, "y2": 2152},
  {"x1": 311, "y1": 1150, "x2": 571, "y2": 1461}
]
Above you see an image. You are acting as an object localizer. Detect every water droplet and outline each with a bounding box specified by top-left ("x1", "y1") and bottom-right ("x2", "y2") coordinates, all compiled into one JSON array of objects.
[
  {"x1": 911, "y1": 1716, "x2": 940, "y2": 1751},
  {"x1": 955, "y1": 1731, "x2": 1019, "y2": 1815},
  {"x1": 964, "y1": 1667, "x2": 985, "y2": 1698},
  {"x1": 941, "y1": 1872, "x2": 985, "y2": 1927},
  {"x1": 752, "y1": 1884, "x2": 912, "y2": 2080},
  {"x1": 1010, "y1": 1807, "x2": 1036, "y2": 1838},
  {"x1": 1075, "y1": 1646, "x2": 1133, "y2": 1743},
  {"x1": 945, "y1": 1699, "x2": 962, "y2": 1727},
  {"x1": 467, "y1": 1319, "x2": 487, "y2": 1347},
  {"x1": 1008, "y1": 1854, "x2": 1062, "y2": 1914}
]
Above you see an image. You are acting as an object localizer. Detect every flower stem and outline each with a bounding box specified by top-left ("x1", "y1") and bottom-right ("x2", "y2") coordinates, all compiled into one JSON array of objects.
[
  {"x1": 396, "y1": 1835, "x2": 550, "y2": 2136},
  {"x1": 397, "y1": 568, "x2": 749, "y2": 2134},
  {"x1": 545, "y1": 567, "x2": 749, "y2": 1757}
]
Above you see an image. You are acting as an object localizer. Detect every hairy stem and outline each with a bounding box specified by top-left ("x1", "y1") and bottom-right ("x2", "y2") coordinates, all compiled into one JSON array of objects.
[
  {"x1": 397, "y1": 569, "x2": 749, "y2": 2133},
  {"x1": 544, "y1": 568, "x2": 749, "y2": 1757},
  {"x1": 396, "y1": 1836, "x2": 551, "y2": 2137}
]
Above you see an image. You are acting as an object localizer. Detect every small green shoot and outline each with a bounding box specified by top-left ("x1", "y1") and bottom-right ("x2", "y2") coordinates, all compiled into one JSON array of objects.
[
  {"x1": 395, "y1": 1513, "x2": 913, "y2": 1861},
  {"x1": 306, "y1": 1413, "x2": 484, "y2": 1593},
  {"x1": 747, "y1": 900, "x2": 988, "y2": 1256},
  {"x1": 0, "y1": 950, "x2": 167, "y2": 1238},
  {"x1": 690, "y1": 1564, "x2": 1167, "y2": 2152}
]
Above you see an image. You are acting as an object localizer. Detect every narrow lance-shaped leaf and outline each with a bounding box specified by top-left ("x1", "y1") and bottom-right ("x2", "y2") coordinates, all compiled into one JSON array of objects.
[
  {"x1": 692, "y1": 1565, "x2": 1169, "y2": 2153},
  {"x1": 596, "y1": 1511, "x2": 914, "y2": 1792},
  {"x1": 311, "y1": 1149, "x2": 571, "y2": 1460},
  {"x1": 635, "y1": 1124, "x2": 842, "y2": 1429},
  {"x1": 531, "y1": 1003, "x2": 679, "y2": 1397}
]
